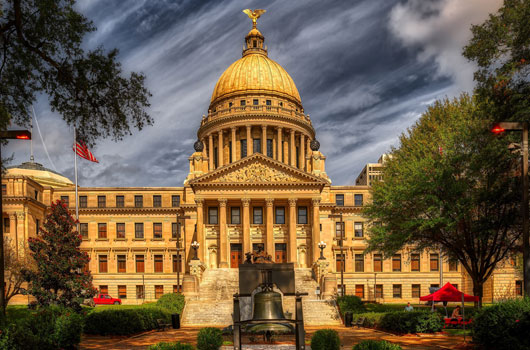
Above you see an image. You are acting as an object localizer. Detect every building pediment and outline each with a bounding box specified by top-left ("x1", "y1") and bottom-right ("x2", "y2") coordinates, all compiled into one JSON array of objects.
[{"x1": 189, "y1": 153, "x2": 327, "y2": 188}]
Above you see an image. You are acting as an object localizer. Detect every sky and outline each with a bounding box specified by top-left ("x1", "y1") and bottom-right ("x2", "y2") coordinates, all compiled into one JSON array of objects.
[{"x1": 5, "y1": 0, "x2": 504, "y2": 187}]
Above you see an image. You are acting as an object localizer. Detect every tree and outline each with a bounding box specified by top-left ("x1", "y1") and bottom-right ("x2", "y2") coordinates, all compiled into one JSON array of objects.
[
  {"x1": 363, "y1": 95, "x2": 521, "y2": 306},
  {"x1": 463, "y1": 0, "x2": 529, "y2": 123},
  {"x1": 23, "y1": 200, "x2": 97, "y2": 308},
  {"x1": 0, "y1": 0, "x2": 152, "y2": 145},
  {"x1": 3, "y1": 238, "x2": 30, "y2": 311}
]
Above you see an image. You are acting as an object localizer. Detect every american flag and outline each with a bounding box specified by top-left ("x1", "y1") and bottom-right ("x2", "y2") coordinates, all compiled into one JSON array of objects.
[{"x1": 73, "y1": 140, "x2": 98, "y2": 163}]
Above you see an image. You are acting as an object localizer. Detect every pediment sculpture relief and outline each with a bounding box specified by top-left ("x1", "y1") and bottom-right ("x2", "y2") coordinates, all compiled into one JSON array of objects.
[{"x1": 211, "y1": 162, "x2": 301, "y2": 183}]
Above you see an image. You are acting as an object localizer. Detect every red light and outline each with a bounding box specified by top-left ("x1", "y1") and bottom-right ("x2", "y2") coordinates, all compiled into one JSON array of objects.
[
  {"x1": 492, "y1": 125, "x2": 505, "y2": 134},
  {"x1": 16, "y1": 135, "x2": 30, "y2": 139}
]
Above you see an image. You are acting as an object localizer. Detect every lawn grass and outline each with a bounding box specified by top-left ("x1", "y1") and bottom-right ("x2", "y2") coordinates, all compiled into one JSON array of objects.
[{"x1": 444, "y1": 328, "x2": 472, "y2": 336}]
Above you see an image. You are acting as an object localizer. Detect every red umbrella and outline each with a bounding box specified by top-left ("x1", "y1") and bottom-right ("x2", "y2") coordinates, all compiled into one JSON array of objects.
[{"x1": 419, "y1": 282, "x2": 479, "y2": 302}]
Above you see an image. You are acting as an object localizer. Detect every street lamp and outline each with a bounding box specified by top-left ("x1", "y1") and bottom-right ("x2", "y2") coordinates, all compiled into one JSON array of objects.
[
  {"x1": 492, "y1": 122, "x2": 530, "y2": 296},
  {"x1": 329, "y1": 213, "x2": 345, "y2": 297},
  {"x1": 0, "y1": 130, "x2": 31, "y2": 316},
  {"x1": 318, "y1": 241, "x2": 327, "y2": 260},
  {"x1": 175, "y1": 213, "x2": 190, "y2": 294},
  {"x1": 191, "y1": 241, "x2": 200, "y2": 260}
]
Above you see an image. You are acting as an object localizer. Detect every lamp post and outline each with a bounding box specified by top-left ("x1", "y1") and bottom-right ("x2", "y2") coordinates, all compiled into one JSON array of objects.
[
  {"x1": 317, "y1": 241, "x2": 327, "y2": 260},
  {"x1": 191, "y1": 241, "x2": 200, "y2": 260},
  {"x1": 329, "y1": 213, "x2": 345, "y2": 297},
  {"x1": 175, "y1": 212, "x2": 190, "y2": 293},
  {"x1": 492, "y1": 122, "x2": 529, "y2": 296},
  {"x1": 0, "y1": 130, "x2": 31, "y2": 316}
]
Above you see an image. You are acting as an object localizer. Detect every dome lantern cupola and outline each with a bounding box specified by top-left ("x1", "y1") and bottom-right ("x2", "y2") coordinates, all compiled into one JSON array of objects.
[{"x1": 242, "y1": 9, "x2": 267, "y2": 57}]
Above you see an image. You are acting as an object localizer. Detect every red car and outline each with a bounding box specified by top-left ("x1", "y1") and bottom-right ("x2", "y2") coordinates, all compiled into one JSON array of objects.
[{"x1": 93, "y1": 294, "x2": 122, "y2": 305}]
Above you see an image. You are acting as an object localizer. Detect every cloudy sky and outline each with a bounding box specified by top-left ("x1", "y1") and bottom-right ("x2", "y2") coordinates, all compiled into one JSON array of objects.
[{"x1": 5, "y1": 0, "x2": 503, "y2": 187}]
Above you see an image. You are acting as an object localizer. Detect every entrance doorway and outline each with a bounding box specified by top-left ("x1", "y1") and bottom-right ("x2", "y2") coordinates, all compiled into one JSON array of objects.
[
  {"x1": 275, "y1": 243, "x2": 287, "y2": 263},
  {"x1": 230, "y1": 243, "x2": 243, "y2": 268}
]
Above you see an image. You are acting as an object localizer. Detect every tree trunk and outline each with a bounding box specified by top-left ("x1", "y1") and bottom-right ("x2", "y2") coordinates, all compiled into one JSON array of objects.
[{"x1": 472, "y1": 279, "x2": 484, "y2": 308}]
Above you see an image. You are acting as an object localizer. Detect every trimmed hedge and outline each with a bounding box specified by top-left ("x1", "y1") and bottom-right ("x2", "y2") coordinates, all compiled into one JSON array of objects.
[
  {"x1": 352, "y1": 312, "x2": 385, "y2": 328},
  {"x1": 84, "y1": 307, "x2": 171, "y2": 335},
  {"x1": 148, "y1": 342, "x2": 194, "y2": 350},
  {"x1": 196, "y1": 327, "x2": 223, "y2": 350},
  {"x1": 378, "y1": 311, "x2": 442, "y2": 334},
  {"x1": 156, "y1": 293, "x2": 185, "y2": 314},
  {"x1": 337, "y1": 295, "x2": 366, "y2": 316},
  {"x1": 473, "y1": 298, "x2": 530, "y2": 350},
  {"x1": 310, "y1": 329, "x2": 340, "y2": 350},
  {"x1": 353, "y1": 340, "x2": 402, "y2": 350}
]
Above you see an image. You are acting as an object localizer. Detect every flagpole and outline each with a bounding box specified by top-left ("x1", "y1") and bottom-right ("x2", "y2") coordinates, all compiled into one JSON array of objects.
[{"x1": 74, "y1": 127, "x2": 79, "y2": 228}]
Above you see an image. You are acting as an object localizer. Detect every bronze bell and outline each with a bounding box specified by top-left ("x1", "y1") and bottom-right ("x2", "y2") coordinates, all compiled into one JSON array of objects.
[{"x1": 247, "y1": 290, "x2": 293, "y2": 334}]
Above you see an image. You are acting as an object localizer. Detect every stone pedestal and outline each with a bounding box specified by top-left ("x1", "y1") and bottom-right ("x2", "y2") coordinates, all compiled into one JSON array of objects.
[
  {"x1": 189, "y1": 260, "x2": 206, "y2": 282},
  {"x1": 322, "y1": 274, "x2": 338, "y2": 300},
  {"x1": 182, "y1": 274, "x2": 199, "y2": 300},
  {"x1": 312, "y1": 259, "x2": 329, "y2": 286}
]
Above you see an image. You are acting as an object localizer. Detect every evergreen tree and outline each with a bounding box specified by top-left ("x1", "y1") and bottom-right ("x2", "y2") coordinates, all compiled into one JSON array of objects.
[{"x1": 23, "y1": 200, "x2": 97, "y2": 308}]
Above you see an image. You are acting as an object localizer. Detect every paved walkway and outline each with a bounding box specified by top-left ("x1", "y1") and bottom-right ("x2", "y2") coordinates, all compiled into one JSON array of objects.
[{"x1": 79, "y1": 326, "x2": 470, "y2": 350}]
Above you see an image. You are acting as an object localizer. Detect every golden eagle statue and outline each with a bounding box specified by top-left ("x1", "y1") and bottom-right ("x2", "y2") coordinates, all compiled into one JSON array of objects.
[{"x1": 243, "y1": 9, "x2": 266, "y2": 28}]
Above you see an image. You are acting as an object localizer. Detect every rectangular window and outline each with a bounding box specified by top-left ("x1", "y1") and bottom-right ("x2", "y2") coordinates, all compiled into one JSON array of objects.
[
  {"x1": 336, "y1": 254, "x2": 345, "y2": 272},
  {"x1": 136, "y1": 285, "x2": 145, "y2": 299},
  {"x1": 253, "y1": 139, "x2": 261, "y2": 153},
  {"x1": 253, "y1": 99, "x2": 259, "y2": 105},
  {"x1": 355, "y1": 285, "x2": 365, "y2": 299},
  {"x1": 375, "y1": 284, "x2": 383, "y2": 299},
  {"x1": 80, "y1": 223, "x2": 88, "y2": 238},
  {"x1": 253, "y1": 207, "x2": 263, "y2": 224},
  {"x1": 34, "y1": 190, "x2": 38, "y2": 200},
  {"x1": 231, "y1": 207, "x2": 241, "y2": 224},
  {"x1": 98, "y1": 223, "x2": 107, "y2": 239},
  {"x1": 173, "y1": 285, "x2": 181, "y2": 294},
  {"x1": 373, "y1": 254, "x2": 383, "y2": 272},
  {"x1": 173, "y1": 254, "x2": 182, "y2": 273},
  {"x1": 266, "y1": 99, "x2": 271, "y2": 106},
  {"x1": 240, "y1": 99, "x2": 246, "y2": 106},
  {"x1": 117, "y1": 255, "x2": 126, "y2": 273},
  {"x1": 296, "y1": 146, "x2": 299, "y2": 168},
  {"x1": 1, "y1": 184, "x2": 6, "y2": 196},
  {"x1": 241, "y1": 139, "x2": 247, "y2": 158},
  {"x1": 154, "y1": 255, "x2": 163, "y2": 273},
  {"x1": 97, "y1": 195, "x2": 106, "y2": 208},
  {"x1": 335, "y1": 222, "x2": 344, "y2": 239},
  {"x1": 449, "y1": 259, "x2": 458, "y2": 271},
  {"x1": 118, "y1": 285, "x2": 127, "y2": 299},
  {"x1": 267, "y1": 139, "x2": 273, "y2": 157},
  {"x1": 275, "y1": 207, "x2": 285, "y2": 224},
  {"x1": 229, "y1": 141, "x2": 233, "y2": 163},
  {"x1": 135, "y1": 223, "x2": 144, "y2": 239},
  {"x1": 355, "y1": 254, "x2": 364, "y2": 272},
  {"x1": 155, "y1": 285, "x2": 164, "y2": 299},
  {"x1": 393, "y1": 284, "x2": 402, "y2": 298},
  {"x1": 172, "y1": 195, "x2": 180, "y2": 207},
  {"x1": 135, "y1": 195, "x2": 143, "y2": 208},
  {"x1": 136, "y1": 255, "x2": 145, "y2": 273},
  {"x1": 61, "y1": 196, "x2": 69, "y2": 207},
  {"x1": 153, "y1": 195, "x2": 162, "y2": 207},
  {"x1": 116, "y1": 195, "x2": 124, "y2": 208},
  {"x1": 411, "y1": 254, "x2": 420, "y2": 271},
  {"x1": 99, "y1": 255, "x2": 108, "y2": 273},
  {"x1": 336, "y1": 194, "x2": 344, "y2": 207},
  {"x1": 392, "y1": 254, "x2": 401, "y2": 272},
  {"x1": 412, "y1": 284, "x2": 421, "y2": 298},
  {"x1": 430, "y1": 253, "x2": 439, "y2": 271},
  {"x1": 100, "y1": 285, "x2": 108, "y2": 295},
  {"x1": 153, "y1": 223, "x2": 162, "y2": 239},
  {"x1": 354, "y1": 194, "x2": 363, "y2": 206},
  {"x1": 79, "y1": 196, "x2": 87, "y2": 208},
  {"x1": 172, "y1": 222, "x2": 179, "y2": 239},
  {"x1": 116, "y1": 223, "x2": 125, "y2": 239},
  {"x1": 208, "y1": 207, "x2": 219, "y2": 224},
  {"x1": 516, "y1": 280, "x2": 523, "y2": 296},
  {"x1": 354, "y1": 222, "x2": 363, "y2": 237},
  {"x1": 297, "y1": 206, "x2": 307, "y2": 224}
]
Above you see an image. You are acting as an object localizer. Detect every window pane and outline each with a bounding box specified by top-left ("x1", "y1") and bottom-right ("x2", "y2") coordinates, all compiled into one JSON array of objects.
[
  {"x1": 153, "y1": 223, "x2": 162, "y2": 239},
  {"x1": 354, "y1": 194, "x2": 363, "y2": 206},
  {"x1": 61, "y1": 196, "x2": 69, "y2": 207},
  {"x1": 241, "y1": 139, "x2": 247, "y2": 158},
  {"x1": 253, "y1": 139, "x2": 261, "y2": 153},
  {"x1": 98, "y1": 195, "x2": 106, "y2": 208},
  {"x1": 209, "y1": 207, "x2": 218, "y2": 224},
  {"x1": 80, "y1": 223, "x2": 88, "y2": 239},
  {"x1": 116, "y1": 223, "x2": 125, "y2": 239},
  {"x1": 136, "y1": 285, "x2": 145, "y2": 299},
  {"x1": 79, "y1": 196, "x2": 87, "y2": 208},
  {"x1": 172, "y1": 195, "x2": 180, "y2": 207},
  {"x1": 297, "y1": 206, "x2": 307, "y2": 224},
  {"x1": 354, "y1": 222, "x2": 363, "y2": 237},
  {"x1": 173, "y1": 254, "x2": 182, "y2": 272},
  {"x1": 411, "y1": 254, "x2": 420, "y2": 271},
  {"x1": 154, "y1": 255, "x2": 163, "y2": 273},
  {"x1": 118, "y1": 285, "x2": 127, "y2": 299},
  {"x1": 135, "y1": 223, "x2": 144, "y2": 239},
  {"x1": 355, "y1": 285, "x2": 364, "y2": 299},
  {"x1": 392, "y1": 254, "x2": 401, "y2": 271},
  {"x1": 99, "y1": 255, "x2": 107, "y2": 273},
  {"x1": 449, "y1": 259, "x2": 458, "y2": 271},
  {"x1": 267, "y1": 139, "x2": 273, "y2": 157},
  {"x1": 430, "y1": 254, "x2": 439, "y2": 271},
  {"x1": 275, "y1": 207, "x2": 285, "y2": 224},
  {"x1": 373, "y1": 254, "x2": 382, "y2": 272},
  {"x1": 136, "y1": 255, "x2": 145, "y2": 273},
  {"x1": 155, "y1": 285, "x2": 164, "y2": 299},
  {"x1": 393, "y1": 284, "x2": 402, "y2": 298},
  {"x1": 516, "y1": 280, "x2": 523, "y2": 296},
  {"x1": 153, "y1": 195, "x2": 162, "y2": 207},
  {"x1": 116, "y1": 195, "x2": 124, "y2": 207},
  {"x1": 135, "y1": 195, "x2": 143, "y2": 208},
  {"x1": 336, "y1": 194, "x2": 344, "y2": 207},
  {"x1": 253, "y1": 207, "x2": 263, "y2": 224},
  {"x1": 412, "y1": 284, "x2": 421, "y2": 298},
  {"x1": 100, "y1": 285, "x2": 108, "y2": 295},
  {"x1": 98, "y1": 223, "x2": 107, "y2": 239},
  {"x1": 231, "y1": 207, "x2": 240, "y2": 224},
  {"x1": 117, "y1": 255, "x2": 126, "y2": 273},
  {"x1": 355, "y1": 254, "x2": 364, "y2": 272},
  {"x1": 336, "y1": 254, "x2": 345, "y2": 272},
  {"x1": 375, "y1": 285, "x2": 383, "y2": 299}
]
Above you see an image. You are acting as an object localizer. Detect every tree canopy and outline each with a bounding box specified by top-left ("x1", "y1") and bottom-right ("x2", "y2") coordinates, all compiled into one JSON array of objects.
[
  {"x1": 363, "y1": 95, "x2": 521, "y2": 304},
  {"x1": 0, "y1": 0, "x2": 152, "y2": 145}
]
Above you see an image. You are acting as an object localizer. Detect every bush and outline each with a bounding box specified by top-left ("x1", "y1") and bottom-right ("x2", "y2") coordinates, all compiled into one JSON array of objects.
[
  {"x1": 353, "y1": 340, "x2": 402, "y2": 350},
  {"x1": 196, "y1": 327, "x2": 223, "y2": 350},
  {"x1": 53, "y1": 311, "x2": 84, "y2": 348},
  {"x1": 473, "y1": 298, "x2": 530, "y2": 350},
  {"x1": 84, "y1": 307, "x2": 170, "y2": 335},
  {"x1": 337, "y1": 295, "x2": 366, "y2": 315},
  {"x1": 379, "y1": 311, "x2": 442, "y2": 334},
  {"x1": 148, "y1": 342, "x2": 195, "y2": 350},
  {"x1": 352, "y1": 312, "x2": 385, "y2": 328},
  {"x1": 310, "y1": 329, "x2": 340, "y2": 350},
  {"x1": 156, "y1": 293, "x2": 185, "y2": 314}
]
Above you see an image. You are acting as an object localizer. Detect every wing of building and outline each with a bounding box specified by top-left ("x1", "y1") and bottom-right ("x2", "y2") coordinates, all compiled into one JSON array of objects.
[{"x1": 2, "y1": 15, "x2": 521, "y2": 315}]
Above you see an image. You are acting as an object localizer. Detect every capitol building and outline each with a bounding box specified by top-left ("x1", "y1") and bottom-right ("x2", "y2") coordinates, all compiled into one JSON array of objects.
[{"x1": 2, "y1": 13, "x2": 520, "y2": 322}]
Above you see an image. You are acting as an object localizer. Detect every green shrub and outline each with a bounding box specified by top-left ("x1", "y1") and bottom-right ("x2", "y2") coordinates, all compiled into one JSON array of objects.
[
  {"x1": 53, "y1": 311, "x2": 84, "y2": 348},
  {"x1": 196, "y1": 327, "x2": 223, "y2": 350},
  {"x1": 352, "y1": 312, "x2": 385, "y2": 328},
  {"x1": 337, "y1": 295, "x2": 366, "y2": 315},
  {"x1": 473, "y1": 298, "x2": 530, "y2": 350},
  {"x1": 379, "y1": 311, "x2": 442, "y2": 334},
  {"x1": 84, "y1": 306, "x2": 170, "y2": 335},
  {"x1": 148, "y1": 342, "x2": 195, "y2": 350},
  {"x1": 310, "y1": 329, "x2": 340, "y2": 350},
  {"x1": 353, "y1": 340, "x2": 402, "y2": 350},
  {"x1": 156, "y1": 293, "x2": 185, "y2": 314}
]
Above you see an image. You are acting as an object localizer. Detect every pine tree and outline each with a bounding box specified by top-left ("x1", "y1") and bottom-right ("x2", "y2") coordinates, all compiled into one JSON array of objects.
[{"x1": 23, "y1": 200, "x2": 97, "y2": 308}]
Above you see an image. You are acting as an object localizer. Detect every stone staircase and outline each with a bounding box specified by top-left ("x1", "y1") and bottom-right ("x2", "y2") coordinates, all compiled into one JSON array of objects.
[{"x1": 181, "y1": 268, "x2": 341, "y2": 326}]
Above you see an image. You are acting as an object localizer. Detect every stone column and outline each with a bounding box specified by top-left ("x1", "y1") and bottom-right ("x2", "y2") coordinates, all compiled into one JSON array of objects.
[
  {"x1": 218, "y1": 130, "x2": 223, "y2": 167},
  {"x1": 265, "y1": 198, "x2": 274, "y2": 257},
  {"x1": 16, "y1": 212, "x2": 25, "y2": 257},
  {"x1": 195, "y1": 199, "x2": 205, "y2": 261},
  {"x1": 290, "y1": 129, "x2": 296, "y2": 167},
  {"x1": 300, "y1": 134, "x2": 305, "y2": 170},
  {"x1": 242, "y1": 198, "x2": 251, "y2": 254},
  {"x1": 9, "y1": 214, "x2": 17, "y2": 257},
  {"x1": 219, "y1": 198, "x2": 228, "y2": 268},
  {"x1": 261, "y1": 125, "x2": 267, "y2": 156},
  {"x1": 277, "y1": 127, "x2": 283, "y2": 162},
  {"x1": 208, "y1": 134, "x2": 214, "y2": 170},
  {"x1": 312, "y1": 198, "x2": 321, "y2": 263},
  {"x1": 288, "y1": 198, "x2": 297, "y2": 264},
  {"x1": 231, "y1": 127, "x2": 237, "y2": 162},
  {"x1": 246, "y1": 125, "x2": 252, "y2": 156}
]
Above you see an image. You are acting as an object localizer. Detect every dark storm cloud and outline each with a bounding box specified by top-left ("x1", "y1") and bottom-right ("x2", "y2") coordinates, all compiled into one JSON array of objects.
[{"x1": 5, "y1": 0, "x2": 503, "y2": 186}]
